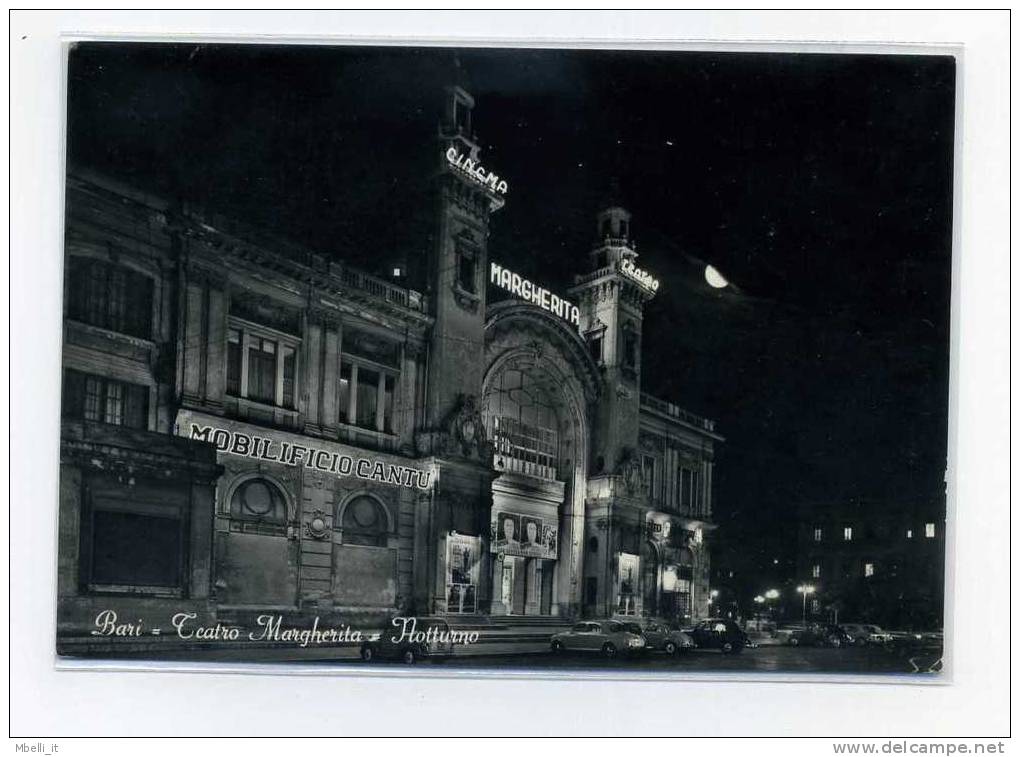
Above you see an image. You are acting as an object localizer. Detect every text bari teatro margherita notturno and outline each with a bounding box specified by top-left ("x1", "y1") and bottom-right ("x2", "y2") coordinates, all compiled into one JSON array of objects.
[{"x1": 188, "y1": 423, "x2": 432, "y2": 490}]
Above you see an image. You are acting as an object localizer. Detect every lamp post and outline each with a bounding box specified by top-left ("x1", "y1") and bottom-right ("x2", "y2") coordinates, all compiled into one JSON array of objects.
[
  {"x1": 753, "y1": 595, "x2": 765, "y2": 625},
  {"x1": 796, "y1": 584, "x2": 815, "y2": 625}
]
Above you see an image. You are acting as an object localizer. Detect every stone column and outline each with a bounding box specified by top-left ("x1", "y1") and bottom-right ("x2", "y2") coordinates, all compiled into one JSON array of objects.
[
  {"x1": 204, "y1": 283, "x2": 227, "y2": 409},
  {"x1": 303, "y1": 316, "x2": 323, "y2": 434},
  {"x1": 321, "y1": 321, "x2": 340, "y2": 435},
  {"x1": 181, "y1": 278, "x2": 205, "y2": 404}
]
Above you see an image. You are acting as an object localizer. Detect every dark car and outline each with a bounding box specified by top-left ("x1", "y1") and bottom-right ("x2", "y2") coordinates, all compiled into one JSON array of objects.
[
  {"x1": 360, "y1": 616, "x2": 456, "y2": 665},
  {"x1": 622, "y1": 621, "x2": 695, "y2": 655},
  {"x1": 778, "y1": 623, "x2": 853, "y2": 648},
  {"x1": 688, "y1": 618, "x2": 747, "y2": 654}
]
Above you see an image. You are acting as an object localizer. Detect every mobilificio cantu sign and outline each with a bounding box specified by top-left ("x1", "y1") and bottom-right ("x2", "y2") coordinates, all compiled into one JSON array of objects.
[
  {"x1": 489, "y1": 262, "x2": 580, "y2": 329},
  {"x1": 188, "y1": 423, "x2": 433, "y2": 490}
]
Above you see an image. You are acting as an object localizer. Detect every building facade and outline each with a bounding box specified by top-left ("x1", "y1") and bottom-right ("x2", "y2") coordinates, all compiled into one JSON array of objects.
[
  {"x1": 57, "y1": 87, "x2": 720, "y2": 652},
  {"x1": 795, "y1": 498, "x2": 946, "y2": 629}
]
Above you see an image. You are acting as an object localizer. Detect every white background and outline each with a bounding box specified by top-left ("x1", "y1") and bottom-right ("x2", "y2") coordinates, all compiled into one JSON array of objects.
[{"x1": 7, "y1": 10, "x2": 1012, "y2": 740}]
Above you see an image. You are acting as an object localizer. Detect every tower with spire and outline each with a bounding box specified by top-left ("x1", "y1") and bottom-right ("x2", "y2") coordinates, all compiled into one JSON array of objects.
[{"x1": 570, "y1": 205, "x2": 657, "y2": 477}]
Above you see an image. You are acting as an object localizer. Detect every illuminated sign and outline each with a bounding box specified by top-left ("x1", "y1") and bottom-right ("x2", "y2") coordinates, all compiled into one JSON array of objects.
[
  {"x1": 490, "y1": 262, "x2": 580, "y2": 328},
  {"x1": 620, "y1": 259, "x2": 660, "y2": 292},
  {"x1": 445, "y1": 147, "x2": 508, "y2": 195},
  {"x1": 188, "y1": 423, "x2": 433, "y2": 490}
]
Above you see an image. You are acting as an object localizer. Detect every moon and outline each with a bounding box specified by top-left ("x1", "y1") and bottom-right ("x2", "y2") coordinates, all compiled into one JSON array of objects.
[{"x1": 705, "y1": 264, "x2": 729, "y2": 289}]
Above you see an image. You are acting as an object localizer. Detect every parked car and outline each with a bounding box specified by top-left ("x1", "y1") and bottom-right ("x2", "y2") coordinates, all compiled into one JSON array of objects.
[
  {"x1": 842, "y1": 623, "x2": 893, "y2": 645},
  {"x1": 777, "y1": 623, "x2": 853, "y2": 648},
  {"x1": 622, "y1": 621, "x2": 695, "y2": 655},
  {"x1": 550, "y1": 620, "x2": 647, "y2": 658},
  {"x1": 890, "y1": 630, "x2": 943, "y2": 651},
  {"x1": 688, "y1": 618, "x2": 748, "y2": 654},
  {"x1": 360, "y1": 616, "x2": 456, "y2": 665}
]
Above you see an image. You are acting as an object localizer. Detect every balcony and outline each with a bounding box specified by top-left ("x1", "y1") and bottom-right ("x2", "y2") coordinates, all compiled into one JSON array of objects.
[{"x1": 640, "y1": 393, "x2": 716, "y2": 433}]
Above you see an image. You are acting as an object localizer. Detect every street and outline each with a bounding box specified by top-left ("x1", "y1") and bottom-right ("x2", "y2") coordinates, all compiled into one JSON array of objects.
[{"x1": 413, "y1": 644, "x2": 944, "y2": 675}]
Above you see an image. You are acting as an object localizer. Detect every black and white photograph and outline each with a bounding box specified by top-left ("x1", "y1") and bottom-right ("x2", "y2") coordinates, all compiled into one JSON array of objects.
[{"x1": 51, "y1": 39, "x2": 962, "y2": 677}]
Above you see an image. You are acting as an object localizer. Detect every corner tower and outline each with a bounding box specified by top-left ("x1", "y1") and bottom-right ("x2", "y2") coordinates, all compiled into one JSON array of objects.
[
  {"x1": 569, "y1": 207, "x2": 658, "y2": 476},
  {"x1": 415, "y1": 85, "x2": 508, "y2": 616},
  {"x1": 424, "y1": 86, "x2": 506, "y2": 428}
]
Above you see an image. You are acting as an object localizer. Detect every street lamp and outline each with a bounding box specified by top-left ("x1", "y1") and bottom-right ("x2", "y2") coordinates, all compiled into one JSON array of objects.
[
  {"x1": 796, "y1": 584, "x2": 816, "y2": 626},
  {"x1": 753, "y1": 595, "x2": 765, "y2": 625}
]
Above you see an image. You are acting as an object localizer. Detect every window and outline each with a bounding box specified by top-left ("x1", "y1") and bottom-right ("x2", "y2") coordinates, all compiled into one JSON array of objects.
[
  {"x1": 458, "y1": 248, "x2": 476, "y2": 294},
  {"x1": 864, "y1": 563, "x2": 875, "y2": 577},
  {"x1": 813, "y1": 527, "x2": 823, "y2": 542},
  {"x1": 63, "y1": 370, "x2": 148, "y2": 429},
  {"x1": 82, "y1": 476, "x2": 187, "y2": 593},
  {"x1": 248, "y1": 337, "x2": 277, "y2": 404},
  {"x1": 225, "y1": 324, "x2": 300, "y2": 410},
  {"x1": 812, "y1": 564, "x2": 821, "y2": 578},
  {"x1": 341, "y1": 496, "x2": 388, "y2": 547},
  {"x1": 229, "y1": 478, "x2": 288, "y2": 535},
  {"x1": 906, "y1": 528, "x2": 913, "y2": 539},
  {"x1": 68, "y1": 257, "x2": 153, "y2": 339},
  {"x1": 356, "y1": 367, "x2": 380, "y2": 428},
  {"x1": 678, "y1": 466, "x2": 701, "y2": 512},
  {"x1": 843, "y1": 526, "x2": 853, "y2": 542},
  {"x1": 925, "y1": 522, "x2": 936, "y2": 538},
  {"x1": 339, "y1": 329, "x2": 400, "y2": 434},
  {"x1": 641, "y1": 455, "x2": 656, "y2": 497},
  {"x1": 588, "y1": 536, "x2": 599, "y2": 554},
  {"x1": 588, "y1": 333, "x2": 603, "y2": 364},
  {"x1": 810, "y1": 599, "x2": 821, "y2": 614},
  {"x1": 622, "y1": 323, "x2": 638, "y2": 371}
]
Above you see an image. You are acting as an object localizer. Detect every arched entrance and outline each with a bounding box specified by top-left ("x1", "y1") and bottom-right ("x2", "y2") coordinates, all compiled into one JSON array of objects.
[{"x1": 482, "y1": 302, "x2": 600, "y2": 617}]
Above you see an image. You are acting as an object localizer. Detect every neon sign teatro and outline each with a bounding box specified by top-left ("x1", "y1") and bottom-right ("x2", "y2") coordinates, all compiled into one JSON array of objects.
[
  {"x1": 620, "y1": 259, "x2": 660, "y2": 292},
  {"x1": 445, "y1": 147, "x2": 509, "y2": 195}
]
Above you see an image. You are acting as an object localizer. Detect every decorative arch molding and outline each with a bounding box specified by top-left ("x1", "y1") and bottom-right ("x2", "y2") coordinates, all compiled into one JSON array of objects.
[
  {"x1": 484, "y1": 300, "x2": 602, "y2": 406},
  {"x1": 221, "y1": 470, "x2": 297, "y2": 523},
  {"x1": 334, "y1": 489, "x2": 395, "y2": 535}
]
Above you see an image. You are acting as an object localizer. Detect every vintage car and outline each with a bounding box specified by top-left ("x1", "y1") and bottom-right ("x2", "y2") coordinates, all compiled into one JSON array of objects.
[
  {"x1": 688, "y1": 618, "x2": 748, "y2": 654},
  {"x1": 550, "y1": 620, "x2": 647, "y2": 658},
  {"x1": 622, "y1": 621, "x2": 695, "y2": 655},
  {"x1": 777, "y1": 623, "x2": 853, "y2": 648},
  {"x1": 359, "y1": 616, "x2": 456, "y2": 665}
]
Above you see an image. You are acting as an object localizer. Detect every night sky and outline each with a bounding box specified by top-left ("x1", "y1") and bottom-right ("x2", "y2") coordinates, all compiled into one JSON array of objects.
[{"x1": 66, "y1": 43, "x2": 956, "y2": 577}]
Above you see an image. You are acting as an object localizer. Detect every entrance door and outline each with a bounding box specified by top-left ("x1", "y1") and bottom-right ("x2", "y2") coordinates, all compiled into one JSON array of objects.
[
  {"x1": 511, "y1": 557, "x2": 527, "y2": 615},
  {"x1": 540, "y1": 562, "x2": 554, "y2": 615},
  {"x1": 501, "y1": 561, "x2": 514, "y2": 610}
]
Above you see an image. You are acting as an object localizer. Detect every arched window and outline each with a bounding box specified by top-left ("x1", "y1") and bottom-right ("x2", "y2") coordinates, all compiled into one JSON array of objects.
[
  {"x1": 341, "y1": 496, "x2": 388, "y2": 547},
  {"x1": 229, "y1": 478, "x2": 288, "y2": 535}
]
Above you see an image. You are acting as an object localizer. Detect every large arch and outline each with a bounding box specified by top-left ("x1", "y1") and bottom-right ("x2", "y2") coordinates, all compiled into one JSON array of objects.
[{"x1": 482, "y1": 301, "x2": 601, "y2": 616}]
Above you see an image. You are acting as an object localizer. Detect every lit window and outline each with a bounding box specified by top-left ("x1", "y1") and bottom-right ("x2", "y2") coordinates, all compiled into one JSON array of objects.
[
  {"x1": 906, "y1": 528, "x2": 913, "y2": 539},
  {"x1": 843, "y1": 526, "x2": 853, "y2": 541},
  {"x1": 810, "y1": 599, "x2": 820, "y2": 614},
  {"x1": 225, "y1": 324, "x2": 300, "y2": 410},
  {"x1": 812, "y1": 564, "x2": 821, "y2": 578},
  {"x1": 339, "y1": 328, "x2": 401, "y2": 434},
  {"x1": 813, "y1": 527, "x2": 822, "y2": 542},
  {"x1": 925, "y1": 522, "x2": 936, "y2": 538},
  {"x1": 864, "y1": 563, "x2": 875, "y2": 577}
]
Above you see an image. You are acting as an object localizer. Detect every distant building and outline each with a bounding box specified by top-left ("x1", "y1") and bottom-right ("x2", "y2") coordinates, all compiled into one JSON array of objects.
[
  {"x1": 795, "y1": 498, "x2": 946, "y2": 629},
  {"x1": 57, "y1": 85, "x2": 721, "y2": 654}
]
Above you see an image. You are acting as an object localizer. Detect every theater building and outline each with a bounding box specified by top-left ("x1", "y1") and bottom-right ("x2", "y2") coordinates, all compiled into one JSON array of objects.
[{"x1": 56, "y1": 86, "x2": 720, "y2": 652}]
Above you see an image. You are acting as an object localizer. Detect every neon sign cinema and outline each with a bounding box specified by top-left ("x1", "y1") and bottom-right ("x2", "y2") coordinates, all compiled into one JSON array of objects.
[{"x1": 445, "y1": 147, "x2": 508, "y2": 195}]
